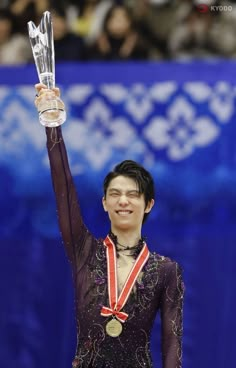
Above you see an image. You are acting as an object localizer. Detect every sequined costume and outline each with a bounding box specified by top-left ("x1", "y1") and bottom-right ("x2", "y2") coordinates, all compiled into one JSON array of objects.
[{"x1": 46, "y1": 127, "x2": 184, "y2": 368}]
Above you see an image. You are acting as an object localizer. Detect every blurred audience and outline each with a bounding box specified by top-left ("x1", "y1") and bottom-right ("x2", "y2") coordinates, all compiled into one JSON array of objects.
[
  {"x1": 125, "y1": 0, "x2": 179, "y2": 59},
  {"x1": 0, "y1": 0, "x2": 236, "y2": 64},
  {"x1": 85, "y1": 4, "x2": 156, "y2": 60},
  {"x1": 0, "y1": 9, "x2": 31, "y2": 65},
  {"x1": 168, "y1": 1, "x2": 236, "y2": 59},
  {"x1": 71, "y1": 0, "x2": 113, "y2": 45},
  {"x1": 51, "y1": 7, "x2": 86, "y2": 61},
  {"x1": 9, "y1": 0, "x2": 50, "y2": 33}
]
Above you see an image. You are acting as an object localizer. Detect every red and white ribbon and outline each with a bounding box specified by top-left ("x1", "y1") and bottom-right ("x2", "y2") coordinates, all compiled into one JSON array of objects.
[{"x1": 100, "y1": 235, "x2": 149, "y2": 323}]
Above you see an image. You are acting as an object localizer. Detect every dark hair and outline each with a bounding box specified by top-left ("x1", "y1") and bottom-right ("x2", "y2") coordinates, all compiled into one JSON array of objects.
[
  {"x1": 103, "y1": 160, "x2": 155, "y2": 223},
  {"x1": 50, "y1": 6, "x2": 66, "y2": 18},
  {"x1": 0, "y1": 9, "x2": 14, "y2": 22},
  {"x1": 0, "y1": 9, "x2": 15, "y2": 35},
  {"x1": 103, "y1": 4, "x2": 134, "y2": 35}
]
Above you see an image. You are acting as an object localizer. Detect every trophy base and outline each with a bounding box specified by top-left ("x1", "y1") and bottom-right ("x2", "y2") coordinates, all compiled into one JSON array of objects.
[{"x1": 38, "y1": 98, "x2": 66, "y2": 127}]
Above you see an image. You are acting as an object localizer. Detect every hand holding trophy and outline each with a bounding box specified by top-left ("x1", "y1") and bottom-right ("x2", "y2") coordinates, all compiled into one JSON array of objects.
[{"x1": 28, "y1": 11, "x2": 66, "y2": 127}]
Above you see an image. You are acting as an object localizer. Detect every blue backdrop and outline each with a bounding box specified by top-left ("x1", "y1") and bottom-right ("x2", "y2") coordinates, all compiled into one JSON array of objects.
[{"x1": 0, "y1": 61, "x2": 236, "y2": 368}]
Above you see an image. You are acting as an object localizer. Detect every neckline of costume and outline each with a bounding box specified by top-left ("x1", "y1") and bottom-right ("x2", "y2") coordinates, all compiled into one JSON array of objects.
[{"x1": 109, "y1": 230, "x2": 146, "y2": 256}]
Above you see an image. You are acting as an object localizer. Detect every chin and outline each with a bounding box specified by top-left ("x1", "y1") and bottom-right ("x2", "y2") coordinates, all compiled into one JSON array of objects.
[{"x1": 114, "y1": 221, "x2": 135, "y2": 231}]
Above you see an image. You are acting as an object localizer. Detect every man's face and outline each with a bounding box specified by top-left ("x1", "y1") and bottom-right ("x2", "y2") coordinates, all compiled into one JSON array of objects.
[{"x1": 102, "y1": 175, "x2": 154, "y2": 232}]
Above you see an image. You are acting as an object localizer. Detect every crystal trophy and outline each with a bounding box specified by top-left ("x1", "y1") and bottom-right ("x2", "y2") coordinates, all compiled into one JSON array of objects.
[{"x1": 28, "y1": 11, "x2": 66, "y2": 127}]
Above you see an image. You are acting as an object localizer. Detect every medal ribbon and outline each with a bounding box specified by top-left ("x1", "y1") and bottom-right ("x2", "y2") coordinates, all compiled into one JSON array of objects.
[{"x1": 100, "y1": 235, "x2": 149, "y2": 323}]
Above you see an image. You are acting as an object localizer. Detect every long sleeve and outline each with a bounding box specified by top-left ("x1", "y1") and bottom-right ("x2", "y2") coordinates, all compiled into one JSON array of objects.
[
  {"x1": 160, "y1": 261, "x2": 184, "y2": 368},
  {"x1": 45, "y1": 126, "x2": 93, "y2": 267}
]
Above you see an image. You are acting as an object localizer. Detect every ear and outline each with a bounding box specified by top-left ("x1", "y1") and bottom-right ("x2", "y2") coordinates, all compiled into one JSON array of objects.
[
  {"x1": 102, "y1": 196, "x2": 108, "y2": 212},
  {"x1": 144, "y1": 199, "x2": 155, "y2": 214}
]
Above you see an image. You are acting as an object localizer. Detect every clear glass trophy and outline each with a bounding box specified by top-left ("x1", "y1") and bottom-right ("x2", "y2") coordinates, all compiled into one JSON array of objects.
[{"x1": 28, "y1": 11, "x2": 66, "y2": 127}]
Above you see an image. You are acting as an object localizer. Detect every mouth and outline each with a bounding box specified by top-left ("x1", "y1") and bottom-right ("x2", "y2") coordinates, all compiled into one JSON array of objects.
[{"x1": 116, "y1": 210, "x2": 133, "y2": 216}]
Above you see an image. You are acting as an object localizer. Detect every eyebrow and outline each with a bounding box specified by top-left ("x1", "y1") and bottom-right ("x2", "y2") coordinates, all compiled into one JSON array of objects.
[{"x1": 108, "y1": 188, "x2": 140, "y2": 194}]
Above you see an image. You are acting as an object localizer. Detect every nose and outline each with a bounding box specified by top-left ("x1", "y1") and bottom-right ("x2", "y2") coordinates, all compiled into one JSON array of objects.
[{"x1": 118, "y1": 194, "x2": 129, "y2": 206}]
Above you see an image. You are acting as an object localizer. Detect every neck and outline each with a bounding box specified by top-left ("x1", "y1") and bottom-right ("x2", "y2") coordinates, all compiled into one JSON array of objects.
[{"x1": 110, "y1": 227, "x2": 142, "y2": 248}]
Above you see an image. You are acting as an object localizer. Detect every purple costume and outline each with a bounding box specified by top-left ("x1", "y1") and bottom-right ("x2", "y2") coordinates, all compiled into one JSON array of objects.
[{"x1": 46, "y1": 127, "x2": 184, "y2": 368}]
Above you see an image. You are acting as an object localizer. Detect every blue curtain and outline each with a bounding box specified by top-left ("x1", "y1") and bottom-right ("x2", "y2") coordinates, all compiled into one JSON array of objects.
[{"x1": 0, "y1": 61, "x2": 236, "y2": 368}]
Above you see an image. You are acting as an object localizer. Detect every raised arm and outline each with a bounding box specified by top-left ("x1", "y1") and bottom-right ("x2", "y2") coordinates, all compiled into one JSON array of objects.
[
  {"x1": 46, "y1": 126, "x2": 87, "y2": 256},
  {"x1": 160, "y1": 261, "x2": 185, "y2": 368},
  {"x1": 35, "y1": 84, "x2": 91, "y2": 265}
]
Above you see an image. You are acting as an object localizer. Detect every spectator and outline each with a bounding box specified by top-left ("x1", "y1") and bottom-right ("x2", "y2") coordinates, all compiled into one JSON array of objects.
[
  {"x1": 168, "y1": 2, "x2": 236, "y2": 60},
  {"x1": 72, "y1": 0, "x2": 113, "y2": 45},
  {"x1": 0, "y1": 9, "x2": 31, "y2": 65},
  {"x1": 124, "y1": 0, "x2": 179, "y2": 59},
  {"x1": 51, "y1": 8, "x2": 86, "y2": 61},
  {"x1": 9, "y1": 0, "x2": 50, "y2": 34},
  {"x1": 86, "y1": 4, "x2": 154, "y2": 61}
]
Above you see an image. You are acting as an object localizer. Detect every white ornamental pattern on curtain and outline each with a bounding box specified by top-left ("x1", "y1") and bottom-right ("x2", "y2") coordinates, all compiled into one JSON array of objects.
[{"x1": 0, "y1": 81, "x2": 234, "y2": 175}]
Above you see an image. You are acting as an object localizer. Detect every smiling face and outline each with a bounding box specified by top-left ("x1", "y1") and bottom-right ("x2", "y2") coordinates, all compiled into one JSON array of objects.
[{"x1": 102, "y1": 175, "x2": 154, "y2": 233}]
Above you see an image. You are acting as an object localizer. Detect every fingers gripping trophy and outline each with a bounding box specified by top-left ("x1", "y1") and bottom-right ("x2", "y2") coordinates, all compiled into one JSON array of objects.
[{"x1": 28, "y1": 11, "x2": 66, "y2": 127}]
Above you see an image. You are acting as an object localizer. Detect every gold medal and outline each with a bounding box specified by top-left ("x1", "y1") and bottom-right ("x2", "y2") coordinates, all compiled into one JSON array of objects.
[{"x1": 106, "y1": 318, "x2": 123, "y2": 337}]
